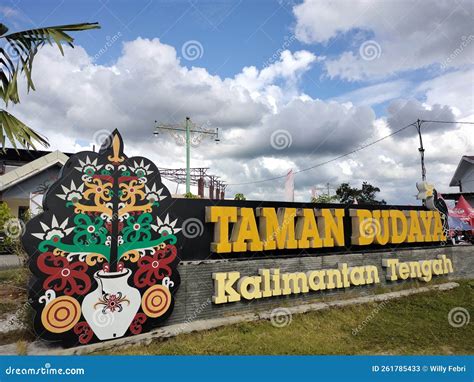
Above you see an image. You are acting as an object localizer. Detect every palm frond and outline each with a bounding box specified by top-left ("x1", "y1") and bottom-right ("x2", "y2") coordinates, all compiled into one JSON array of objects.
[
  {"x1": 0, "y1": 109, "x2": 49, "y2": 150},
  {"x1": 0, "y1": 22, "x2": 100, "y2": 105}
]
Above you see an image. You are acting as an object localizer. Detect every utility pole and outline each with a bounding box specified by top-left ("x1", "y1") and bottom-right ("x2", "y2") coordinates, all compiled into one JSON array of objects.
[
  {"x1": 185, "y1": 117, "x2": 191, "y2": 193},
  {"x1": 154, "y1": 117, "x2": 220, "y2": 195},
  {"x1": 416, "y1": 119, "x2": 426, "y2": 182}
]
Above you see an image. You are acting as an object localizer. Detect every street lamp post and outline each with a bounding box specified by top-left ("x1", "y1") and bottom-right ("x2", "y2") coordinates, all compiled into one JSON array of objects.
[
  {"x1": 185, "y1": 117, "x2": 191, "y2": 193},
  {"x1": 154, "y1": 117, "x2": 219, "y2": 195}
]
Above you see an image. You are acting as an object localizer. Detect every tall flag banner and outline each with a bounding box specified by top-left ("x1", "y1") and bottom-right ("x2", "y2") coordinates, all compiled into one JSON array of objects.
[{"x1": 285, "y1": 169, "x2": 294, "y2": 202}]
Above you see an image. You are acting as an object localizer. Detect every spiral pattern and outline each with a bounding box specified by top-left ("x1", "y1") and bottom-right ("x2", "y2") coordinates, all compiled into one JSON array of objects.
[
  {"x1": 181, "y1": 40, "x2": 204, "y2": 61},
  {"x1": 270, "y1": 307, "x2": 292, "y2": 328},
  {"x1": 359, "y1": 40, "x2": 382, "y2": 61},
  {"x1": 360, "y1": 218, "x2": 381, "y2": 238},
  {"x1": 3, "y1": 218, "x2": 25, "y2": 239},
  {"x1": 41, "y1": 296, "x2": 81, "y2": 333},
  {"x1": 92, "y1": 308, "x2": 115, "y2": 328},
  {"x1": 92, "y1": 129, "x2": 113, "y2": 148},
  {"x1": 448, "y1": 307, "x2": 470, "y2": 328},
  {"x1": 141, "y1": 285, "x2": 171, "y2": 318},
  {"x1": 270, "y1": 129, "x2": 292, "y2": 150},
  {"x1": 5, "y1": 42, "x2": 20, "y2": 61},
  {"x1": 182, "y1": 218, "x2": 204, "y2": 239}
]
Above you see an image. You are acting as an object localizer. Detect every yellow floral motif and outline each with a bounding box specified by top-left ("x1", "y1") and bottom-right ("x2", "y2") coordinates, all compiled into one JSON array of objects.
[
  {"x1": 74, "y1": 178, "x2": 113, "y2": 216},
  {"x1": 85, "y1": 253, "x2": 107, "y2": 266},
  {"x1": 120, "y1": 180, "x2": 145, "y2": 203},
  {"x1": 119, "y1": 180, "x2": 153, "y2": 217},
  {"x1": 53, "y1": 248, "x2": 67, "y2": 257},
  {"x1": 83, "y1": 178, "x2": 112, "y2": 203},
  {"x1": 121, "y1": 250, "x2": 140, "y2": 263}
]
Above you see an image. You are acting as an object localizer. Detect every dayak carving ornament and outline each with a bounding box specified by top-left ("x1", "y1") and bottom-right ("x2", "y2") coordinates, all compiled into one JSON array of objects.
[{"x1": 23, "y1": 130, "x2": 181, "y2": 345}]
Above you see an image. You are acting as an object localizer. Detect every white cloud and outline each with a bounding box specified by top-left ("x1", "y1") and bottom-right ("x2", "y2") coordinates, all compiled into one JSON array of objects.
[
  {"x1": 416, "y1": 68, "x2": 474, "y2": 119},
  {"x1": 293, "y1": 0, "x2": 474, "y2": 80},
  {"x1": 224, "y1": 98, "x2": 377, "y2": 159},
  {"x1": 7, "y1": 36, "x2": 472, "y2": 204},
  {"x1": 332, "y1": 80, "x2": 410, "y2": 106}
]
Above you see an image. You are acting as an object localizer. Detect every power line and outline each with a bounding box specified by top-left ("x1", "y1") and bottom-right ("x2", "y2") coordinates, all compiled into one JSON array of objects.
[
  {"x1": 420, "y1": 120, "x2": 474, "y2": 125},
  {"x1": 228, "y1": 121, "x2": 416, "y2": 186},
  {"x1": 227, "y1": 119, "x2": 473, "y2": 187}
]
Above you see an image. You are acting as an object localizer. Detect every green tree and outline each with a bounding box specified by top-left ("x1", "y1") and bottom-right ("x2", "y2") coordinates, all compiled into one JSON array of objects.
[
  {"x1": 0, "y1": 202, "x2": 14, "y2": 251},
  {"x1": 1, "y1": 22, "x2": 100, "y2": 150},
  {"x1": 310, "y1": 194, "x2": 338, "y2": 203},
  {"x1": 234, "y1": 193, "x2": 246, "y2": 201},
  {"x1": 336, "y1": 182, "x2": 386, "y2": 205}
]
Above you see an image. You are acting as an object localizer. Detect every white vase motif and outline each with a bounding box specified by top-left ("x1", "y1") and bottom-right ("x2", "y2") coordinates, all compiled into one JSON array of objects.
[{"x1": 82, "y1": 268, "x2": 140, "y2": 341}]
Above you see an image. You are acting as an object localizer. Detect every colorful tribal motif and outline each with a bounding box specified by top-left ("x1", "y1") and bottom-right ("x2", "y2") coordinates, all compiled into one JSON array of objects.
[{"x1": 23, "y1": 130, "x2": 181, "y2": 345}]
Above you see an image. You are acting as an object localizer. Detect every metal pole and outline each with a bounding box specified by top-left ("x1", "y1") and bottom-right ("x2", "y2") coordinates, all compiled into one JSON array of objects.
[
  {"x1": 185, "y1": 117, "x2": 191, "y2": 194},
  {"x1": 416, "y1": 119, "x2": 426, "y2": 181},
  {"x1": 154, "y1": 118, "x2": 219, "y2": 196}
]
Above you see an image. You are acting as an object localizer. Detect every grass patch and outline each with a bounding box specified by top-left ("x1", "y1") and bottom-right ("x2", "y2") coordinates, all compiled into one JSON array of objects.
[
  {"x1": 104, "y1": 280, "x2": 474, "y2": 355},
  {"x1": 0, "y1": 267, "x2": 30, "y2": 344},
  {"x1": 0, "y1": 329, "x2": 35, "y2": 345},
  {"x1": 0, "y1": 301, "x2": 18, "y2": 316},
  {"x1": 0, "y1": 267, "x2": 29, "y2": 288}
]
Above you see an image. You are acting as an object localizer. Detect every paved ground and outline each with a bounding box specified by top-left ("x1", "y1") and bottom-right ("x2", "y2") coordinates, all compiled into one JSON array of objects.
[
  {"x1": 0, "y1": 312, "x2": 23, "y2": 333},
  {"x1": 0, "y1": 255, "x2": 21, "y2": 269}
]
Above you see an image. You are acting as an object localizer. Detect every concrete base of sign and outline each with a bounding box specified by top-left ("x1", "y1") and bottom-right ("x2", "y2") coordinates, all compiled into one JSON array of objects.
[{"x1": 0, "y1": 281, "x2": 460, "y2": 355}]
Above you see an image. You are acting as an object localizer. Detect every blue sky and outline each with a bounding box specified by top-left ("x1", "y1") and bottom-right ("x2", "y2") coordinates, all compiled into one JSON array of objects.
[
  {"x1": 2, "y1": 0, "x2": 473, "y2": 203},
  {"x1": 7, "y1": 0, "x2": 400, "y2": 114}
]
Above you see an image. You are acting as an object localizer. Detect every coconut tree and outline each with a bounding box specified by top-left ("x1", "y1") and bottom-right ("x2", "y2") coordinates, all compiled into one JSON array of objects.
[{"x1": 0, "y1": 22, "x2": 100, "y2": 150}]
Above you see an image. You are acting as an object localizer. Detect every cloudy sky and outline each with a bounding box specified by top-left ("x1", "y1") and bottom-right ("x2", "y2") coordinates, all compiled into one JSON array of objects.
[{"x1": 2, "y1": 0, "x2": 473, "y2": 204}]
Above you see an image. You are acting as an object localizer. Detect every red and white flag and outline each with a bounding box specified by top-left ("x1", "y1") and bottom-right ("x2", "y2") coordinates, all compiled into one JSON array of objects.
[{"x1": 285, "y1": 169, "x2": 294, "y2": 202}]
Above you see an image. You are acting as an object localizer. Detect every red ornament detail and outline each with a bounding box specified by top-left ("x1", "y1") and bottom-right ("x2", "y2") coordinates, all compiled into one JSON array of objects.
[
  {"x1": 74, "y1": 321, "x2": 94, "y2": 344},
  {"x1": 129, "y1": 313, "x2": 147, "y2": 335},
  {"x1": 37, "y1": 252, "x2": 91, "y2": 296},
  {"x1": 133, "y1": 244, "x2": 177, "y2": 288}
]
